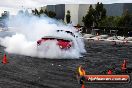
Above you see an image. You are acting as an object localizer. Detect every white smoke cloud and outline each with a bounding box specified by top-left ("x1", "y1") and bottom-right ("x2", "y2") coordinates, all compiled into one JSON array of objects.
[{"x1": 0, "y1": 14, "x2": 86, "y2": 59}]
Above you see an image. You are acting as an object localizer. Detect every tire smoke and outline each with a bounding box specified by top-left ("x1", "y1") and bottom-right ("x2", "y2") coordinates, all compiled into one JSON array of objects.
[{"x1": 0, "y1": 14, "x2": 86, "y2": 59}]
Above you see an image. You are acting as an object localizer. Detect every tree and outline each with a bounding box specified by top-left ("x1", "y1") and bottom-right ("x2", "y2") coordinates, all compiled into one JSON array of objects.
[
  {"x1": 32, "y1": 8, "x2": 39, "y2": 16},
  {"x1": 1, "y1": 11, "x2": 9, "y2": 19},
  {"x1": 95, "y1": 2, "x2": 106, "y2": 27},
  {"x1": 32, "y1": 8, "x2": 56, "y2": 18},
  {"x1": 98, "y1": 16, "x2": 119, "y2": 27},
  {"x1": 44, "y1": 9, "x2": 48, "y2": 15},
  {"x1": 39, "y1": 8, "x2": 44, "y2": 15},
  {"x1": 118, "y1": 9, "x2": 132, "y2": 27},
  {"x1": 101, "y1": 8, "x2": 106, "y2": 19},
  {"x1": 82, "y1": 2, "x2": 106, "y2": 28},
  {"x1": 82, "y1": 5, "x2": 95, "y2": 28},
  {"x1": 48, "y1": 11, "x2": 56, "y2": 18},
  {"x1": 66, "y1": 10, "x2": 71, "y2": 24},
  {"x1": 43, "y1": 9, "x2": 56, "y2": 18},
  {"x1": 43, "y1": 10, "x2": 56, "y2": 18},
  {"x1": 34, "y1": 8, "x2": 39, "y2": 15}
]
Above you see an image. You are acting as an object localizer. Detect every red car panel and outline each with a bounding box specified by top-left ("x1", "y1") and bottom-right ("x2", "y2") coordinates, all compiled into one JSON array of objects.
[{"x1": 37, "y1": 37, "x2": 73, "y2": 49}]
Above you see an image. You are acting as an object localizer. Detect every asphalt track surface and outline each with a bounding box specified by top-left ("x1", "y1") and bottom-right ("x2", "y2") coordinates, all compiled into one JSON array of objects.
[{"x1": 0, "y1": 40, "x2": 132, "y2": 88}]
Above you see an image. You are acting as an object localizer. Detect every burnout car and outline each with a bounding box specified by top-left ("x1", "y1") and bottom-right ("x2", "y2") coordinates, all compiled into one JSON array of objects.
[{"x1": 37, "y1": 30, "x2": 76, "y2": 50}]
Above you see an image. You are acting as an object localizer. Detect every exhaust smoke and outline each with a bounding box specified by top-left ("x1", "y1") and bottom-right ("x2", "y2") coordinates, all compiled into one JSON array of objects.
[{"x1": 0, "y1": 14, "x2": 86, "y2": 59}]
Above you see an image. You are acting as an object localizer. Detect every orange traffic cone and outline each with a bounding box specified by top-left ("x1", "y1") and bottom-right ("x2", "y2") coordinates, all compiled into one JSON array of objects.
[
  {"x1": 121, "y1": 60, "x2": 127, "y2": 73},
  {"x1": 2, "y1": 54, "x2": 8, "y2": 64},
  {"x1": 81, "y1": 84, "x2": 85, "y2": 88},
  {"x1": 107, "y1": 69, "x2": 112, "y2": 75}
]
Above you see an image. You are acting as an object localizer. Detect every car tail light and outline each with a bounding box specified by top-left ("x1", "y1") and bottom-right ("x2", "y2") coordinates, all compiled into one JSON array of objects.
[{"x1": 57, "y1": 39, "x2": 72, "y2": 49}]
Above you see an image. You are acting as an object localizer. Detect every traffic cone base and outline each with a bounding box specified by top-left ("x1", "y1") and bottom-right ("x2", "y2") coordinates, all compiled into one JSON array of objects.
[
  {"x1": 121, "y1": 60, "x2": 127, "y2": 73},
  {"x1": 107, "y1": 70, "x2": 112, "y2": 75},
  {"x1": 81, "y1": 84, "x2": 85, "y2": 88},
  {"x1": 2, "y1": 54, "x2": 8, "y2": 64}
]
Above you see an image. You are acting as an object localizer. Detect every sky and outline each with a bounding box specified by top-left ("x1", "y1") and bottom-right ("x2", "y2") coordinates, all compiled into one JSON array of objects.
[
  {"x1": 0, "y1": 0, "x2": 132, "y2": 15},
  {"x1": 0, "y1": 0, "x2": 132, "y2": 8}
]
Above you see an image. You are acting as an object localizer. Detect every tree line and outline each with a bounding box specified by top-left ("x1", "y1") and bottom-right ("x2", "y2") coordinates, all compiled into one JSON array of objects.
[
  {"x1": 82, "y1": 2, "x2": 132, "y2": 28},
  {"x1": 32, "y1": 8, "x2": 56, "y2": 18},
  {"x1": 32, "y1": 8, "x2": 71, "y2": 24}
]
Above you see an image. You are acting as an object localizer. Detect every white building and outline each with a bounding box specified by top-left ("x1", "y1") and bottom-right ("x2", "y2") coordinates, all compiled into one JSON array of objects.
[
  {"x1": 65, "y1": 4, "x2": 95, "y2": 26},
  {"x1": 65, "y1": 4, "x2": 95, "y2": 25},
  {"x1": 44, "y1": 4, "x2": 95, "y2": 26},
  {"x1": 65, "y1": 4, "x2": 79, "y2": 26}
]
